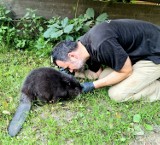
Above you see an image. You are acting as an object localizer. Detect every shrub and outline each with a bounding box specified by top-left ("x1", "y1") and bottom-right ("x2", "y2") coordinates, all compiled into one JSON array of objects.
[
  {"x1": 0, "y1": 6, "x2": 108, "y2": 52},
  {"x1": 43, "y1": 8, "x2": 108, "y2": 42}
]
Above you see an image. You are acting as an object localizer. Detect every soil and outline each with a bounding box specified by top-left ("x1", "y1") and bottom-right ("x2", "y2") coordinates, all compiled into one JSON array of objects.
[{"x1": 130, "y1": 125, "x2": 160, "y2": 145}]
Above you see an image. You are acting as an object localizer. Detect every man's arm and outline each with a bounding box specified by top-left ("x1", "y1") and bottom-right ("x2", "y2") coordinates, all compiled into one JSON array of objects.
[{"x1": 93, "y1": 57, "x2": 133, "y2": 88}]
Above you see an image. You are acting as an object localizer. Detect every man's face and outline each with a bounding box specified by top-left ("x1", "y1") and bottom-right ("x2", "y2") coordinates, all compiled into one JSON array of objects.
[{"x1": 56, "y1": 58, "x2": 85, "y2": 73}]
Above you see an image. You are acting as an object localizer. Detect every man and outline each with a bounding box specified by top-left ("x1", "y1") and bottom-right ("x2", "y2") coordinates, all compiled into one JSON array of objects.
[{"x1": 52, "y1": 19, "x2": 160, "y2": 102}]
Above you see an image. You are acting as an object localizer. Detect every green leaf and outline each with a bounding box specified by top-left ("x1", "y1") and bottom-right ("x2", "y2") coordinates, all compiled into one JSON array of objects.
[
  {"x1": 32, "y1": 13, "x2": 36, "y2": 18},
  {"x1": 38, "y1": 26, "x2": 44, "y2": 32},
  {"x1": 96, "y1": 13, "x2": 108, "y2": 22},
  {"x1": 144, "y1": 124, "x2": 153, "y2": 131},
  {"x1": 75, "y1": 25, "x2": 82, "y2": 31},
  {"x1": 61, "y1": 17, "x2": 69, "y2": 28},
  {"x1": 64, "y1": 24, "x2": 74, "y2": 34},
  {"x1": 65, "y1": 35, "x2": 74, "y2": 41},
  {"x1": 133, "y1": 114, "x2": 141, "y2": 123},
  {"x1": 43, "y1": 27, "x2": 58, "y2": 38},
  {"x1": 120, "y1": 137, "x2": 126, "y2": 142},
  {"x1": 24, "y1": 12, "x2": 30, "y2": 18},
  {"x1": 85, "y1": 20, "x2": 93, "y2": 27},
  {"x1": 5, "y1": 10, "x2": 11, "y2": 14},
  {"x1": 50, "y1": 30, "x2": 63, "y2": 38},
  {"x1": 82, "y1": 25, "x2": 90, "y2": 32},
  {"x1": 85, "y1": 8, "x2": 94, "y2": 19},
  {"x1": 51, "y1": 23, "x2": 62, "y2": 29}
]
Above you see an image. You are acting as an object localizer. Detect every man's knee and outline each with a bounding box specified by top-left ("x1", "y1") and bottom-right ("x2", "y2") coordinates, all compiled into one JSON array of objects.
[
  {"x1": 99, "y1": 68, "x2": 113, "y2": 79},
  {"x1": 108, "y1": 88, "x2": 127, "y2": 102}
]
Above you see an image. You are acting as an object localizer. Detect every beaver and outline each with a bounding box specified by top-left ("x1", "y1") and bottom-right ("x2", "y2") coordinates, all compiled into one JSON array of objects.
[{"x1": 8, "y1": 67, "x2": 82, "y2": 137}]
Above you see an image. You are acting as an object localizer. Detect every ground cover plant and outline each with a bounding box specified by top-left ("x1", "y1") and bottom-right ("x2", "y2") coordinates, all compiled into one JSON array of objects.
[{"x1": 0, "y1": 5, "x2": 159, "y2": 145}]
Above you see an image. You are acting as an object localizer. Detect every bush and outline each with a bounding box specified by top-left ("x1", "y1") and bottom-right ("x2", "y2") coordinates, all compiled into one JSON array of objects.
[
  {"x1": 0, "y1": 6, "x2": 108, "y2": 52},
  {"x1": 43, "y1": 8, "x2": 108, "y2": 42}
]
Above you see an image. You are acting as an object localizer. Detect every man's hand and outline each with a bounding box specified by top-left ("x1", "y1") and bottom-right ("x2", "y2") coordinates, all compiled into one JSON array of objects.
[{"x1": 81, "y1": 82, "x2": 95, "y2": 93}]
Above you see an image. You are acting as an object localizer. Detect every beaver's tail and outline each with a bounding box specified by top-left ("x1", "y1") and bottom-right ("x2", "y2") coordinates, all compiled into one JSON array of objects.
[{"x1": 8, "y1": 93, "x2": 32, "y2": 137}]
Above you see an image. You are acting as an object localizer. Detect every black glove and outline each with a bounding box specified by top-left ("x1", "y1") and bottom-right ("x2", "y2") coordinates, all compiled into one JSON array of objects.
[
  {"x1": 59, "y1": 67, "x2": 75, "y2": 76},
  {"x1": 81, "y1": 82, "x2": 95, "y2": 93}
]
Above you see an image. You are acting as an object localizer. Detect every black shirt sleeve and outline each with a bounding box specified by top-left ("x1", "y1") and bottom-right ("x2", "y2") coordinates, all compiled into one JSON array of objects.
[{"x1": 98, "y1": 38, "x2": 129, "y2": 71}]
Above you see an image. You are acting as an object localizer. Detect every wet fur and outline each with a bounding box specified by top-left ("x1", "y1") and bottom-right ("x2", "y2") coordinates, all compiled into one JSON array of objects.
[{"x1": 21, "y1": 67, "x2": 82, "y2": 103}]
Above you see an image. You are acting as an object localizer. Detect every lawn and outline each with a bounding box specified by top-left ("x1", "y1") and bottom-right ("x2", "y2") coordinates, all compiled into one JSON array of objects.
[{"x1": 0, "y1": 47, "x2": 159, "y2": 145}]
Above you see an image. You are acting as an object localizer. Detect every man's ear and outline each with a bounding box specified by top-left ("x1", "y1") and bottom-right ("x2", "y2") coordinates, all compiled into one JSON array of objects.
[{"x1": 68, "y1": 51, "x2": 78, "y2": 59}]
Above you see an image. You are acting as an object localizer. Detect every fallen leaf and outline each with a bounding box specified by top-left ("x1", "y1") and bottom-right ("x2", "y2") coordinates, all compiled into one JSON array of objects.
[{"x1": 115, "y1": 112, "x2": 122, "y2": 119}]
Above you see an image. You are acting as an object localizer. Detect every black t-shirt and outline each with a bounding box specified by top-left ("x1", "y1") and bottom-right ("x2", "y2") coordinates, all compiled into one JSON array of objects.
[{"x1": 79, "y1": 19, "x2": 160, "y2": 72}]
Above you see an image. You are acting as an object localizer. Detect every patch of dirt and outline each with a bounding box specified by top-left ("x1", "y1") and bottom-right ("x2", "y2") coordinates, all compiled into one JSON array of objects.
[
  {"x1": 51, "y1": 109, "x2": 77, "y2": 126},
  {"x1": 130, "y1": 125, "x2": 160, "y2": 145}
]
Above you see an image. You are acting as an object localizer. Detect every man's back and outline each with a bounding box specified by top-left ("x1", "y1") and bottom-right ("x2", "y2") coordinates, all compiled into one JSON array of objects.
[{"x1": 80, "y1": 19, "x2": 160, "y2": 70}]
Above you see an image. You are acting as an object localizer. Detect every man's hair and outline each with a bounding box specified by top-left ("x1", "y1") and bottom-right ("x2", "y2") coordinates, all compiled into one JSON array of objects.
[{"x1": 51, "y1": 40, "x2": 78, "y2": 65}]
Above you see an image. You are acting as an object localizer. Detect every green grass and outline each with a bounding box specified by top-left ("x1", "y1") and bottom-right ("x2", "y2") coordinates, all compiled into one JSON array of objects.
[{"x1": 0, "y1": 48, "x2": 159, "y2": 145}]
